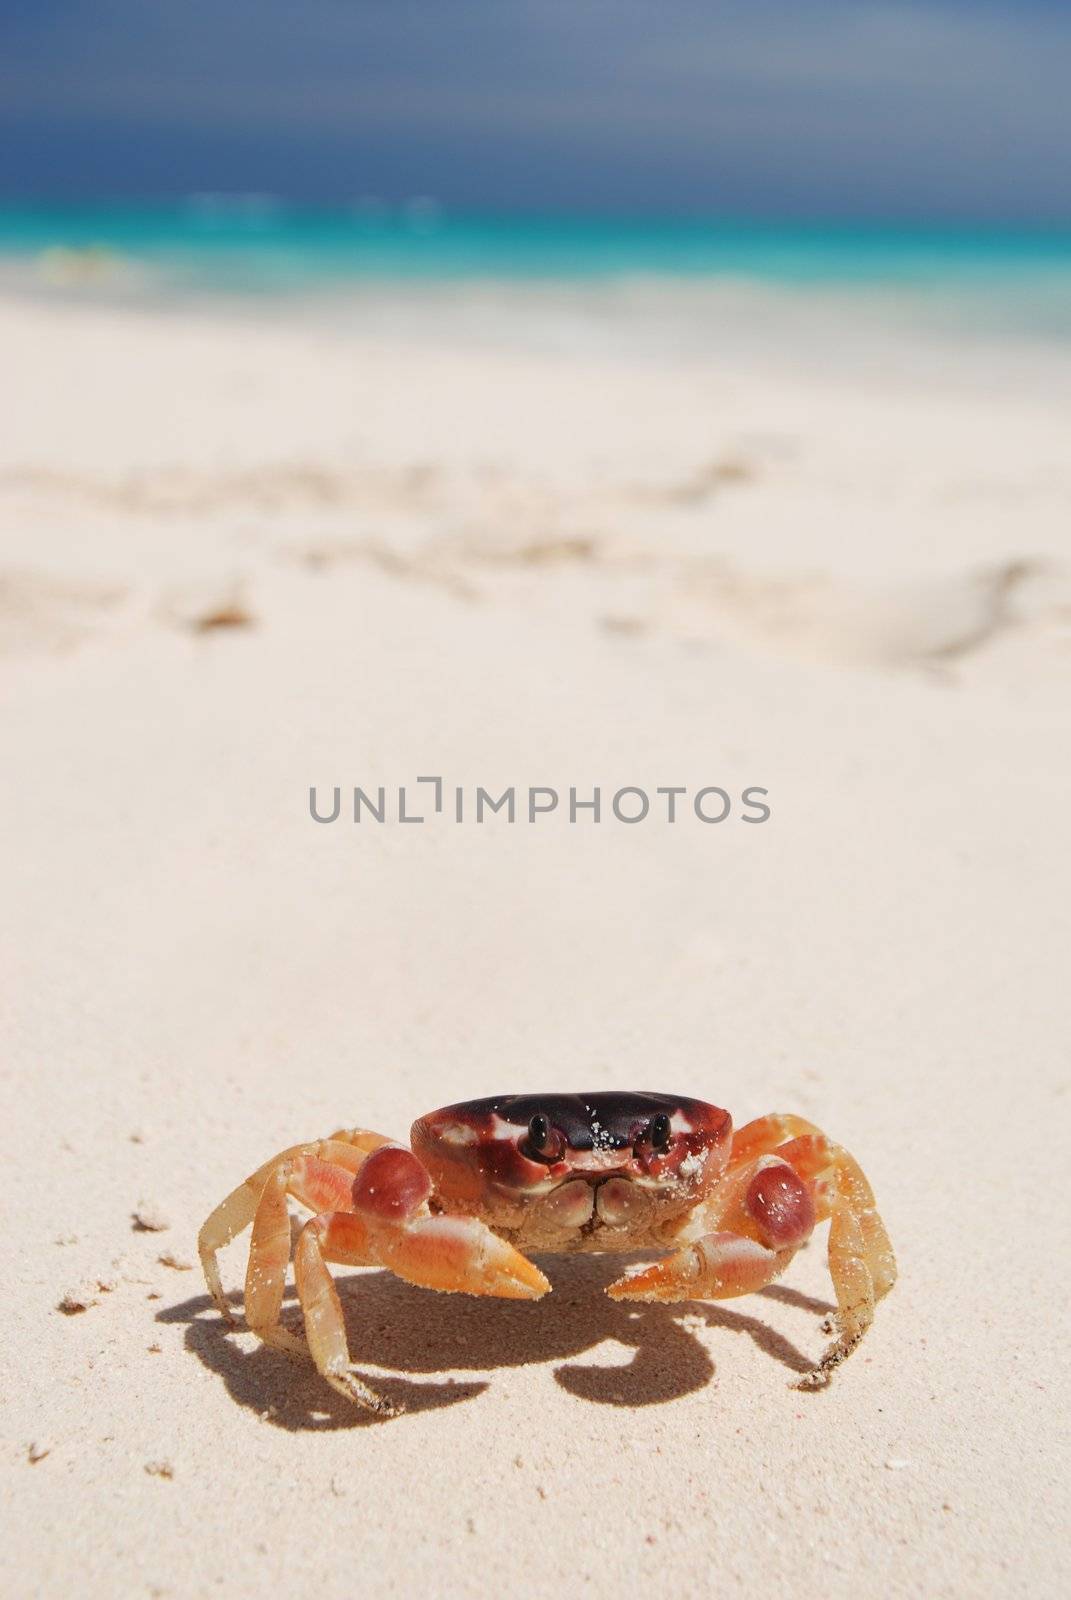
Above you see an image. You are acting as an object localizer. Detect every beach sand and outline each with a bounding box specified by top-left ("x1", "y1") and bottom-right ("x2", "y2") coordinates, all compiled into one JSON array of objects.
[{"x1": 1, "y1": 287, "x2": 1068, "y2": 1598}]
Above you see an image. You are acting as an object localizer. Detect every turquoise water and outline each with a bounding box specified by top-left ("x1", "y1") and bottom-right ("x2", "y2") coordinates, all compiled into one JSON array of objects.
[
  {"x1": 3, "y1": 205, "x2": 1071, "y2": 340},
  {"x1": 3, "y1": 205, "x2": 1071, "y2": 284}
]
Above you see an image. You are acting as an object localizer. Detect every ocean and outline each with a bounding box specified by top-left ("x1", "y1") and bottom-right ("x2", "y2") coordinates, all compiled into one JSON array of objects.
[{"x1": 3, "y1": 204, "x2": 1071, "y2": 354}]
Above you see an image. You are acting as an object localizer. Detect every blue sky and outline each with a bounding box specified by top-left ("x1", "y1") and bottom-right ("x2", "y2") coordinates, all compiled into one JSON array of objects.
[{"x1": 1, "y1": 1, "x2": 1069, "y2": 221}]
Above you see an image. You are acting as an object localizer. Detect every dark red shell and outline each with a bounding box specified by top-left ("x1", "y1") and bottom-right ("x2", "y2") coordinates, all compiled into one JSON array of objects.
[
  {"x1": 411, "y1": 1091, "x2": 732, "y2": 1203},
  {"x1": 416, "y1": 1091, "x2": 729, "y2": 1147}
]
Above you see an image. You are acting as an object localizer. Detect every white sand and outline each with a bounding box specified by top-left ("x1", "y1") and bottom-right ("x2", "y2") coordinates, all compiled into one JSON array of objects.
[{"x1": 1, "y1": 287, "x2": 1069, "y2": 1598}]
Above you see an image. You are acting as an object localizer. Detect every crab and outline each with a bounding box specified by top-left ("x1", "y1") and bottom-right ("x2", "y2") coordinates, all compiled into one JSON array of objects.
[{"x1": 199, "y1": 1092, "x2": 896, "y2": 1416}]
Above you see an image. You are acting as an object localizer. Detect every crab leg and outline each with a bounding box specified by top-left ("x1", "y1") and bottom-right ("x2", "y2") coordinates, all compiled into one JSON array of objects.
[
  {"x1": 727, "y1": 1112, "x2": 823, "y2": 1169},
  {"x1": 364, "y1": 1214, "x2": 551, "y2": 1299},
  {"x1": 774, "y1": 1134, "x2": 896, "y2": 1387},
  {"x1": 776, "y1": 1134, "x2": 896, "y2": 1300},
  {"x1": 292, "y1": 1212, "x2": 389, "y2": 1413},
  {"x1": 244, "y1": 1155, "x2": 363, "y2": 1352},
  {"x1": 345, "y1": 1146, "x2": 551, "y2": 1299},
  {"x1": 611, "y1": 1129, "x2": 896, "y2": 1387},
  {"x1": 198, "y1": 1128, "x2": 390, "y2": 1320},
  {"x1": 798, "y1": 1198, "x2": 877, "y2": 1387},
  {"x1": 294, "y1": 1209, "x2": 547, "y2": 1414},
  {"x1": 608, "y1": 1149, "x2": 811, "y2": 1303},
  {"x1": 726, "y1": 1121, "x2": 896, "y2": 1309},
  {"x1": 609, "y1": 1231, "x2": 796, "y2": 1304},
  {"x1": 289, "y1": 1147, "x2": 550, "y2": 1414}
]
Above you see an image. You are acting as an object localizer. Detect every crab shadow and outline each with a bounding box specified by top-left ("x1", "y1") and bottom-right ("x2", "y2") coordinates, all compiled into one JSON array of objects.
[{"x1": 160, "y1": 1254, "x2": 832, "y2": 1430}]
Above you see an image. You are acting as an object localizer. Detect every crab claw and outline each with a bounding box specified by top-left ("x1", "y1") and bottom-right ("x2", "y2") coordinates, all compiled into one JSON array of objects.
[
  {"x1": 608, "y1": 1234, "x2": 791, "y2": 1303},
  {"x1": 376, "y1": 1216, "x2": 550, "y2": 1300}
]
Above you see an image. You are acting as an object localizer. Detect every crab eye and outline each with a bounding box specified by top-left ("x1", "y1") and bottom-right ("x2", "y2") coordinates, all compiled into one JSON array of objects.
[
  {"x1": 650, "y1": 1112, "x2": 672, "y2": 1150},
  {"x1": 527, "y1": 1114, "x2": 551, "y2": 1151},
  {"x1": 523, "y1": 1114, "x2": 562, "y2": 1163}
]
